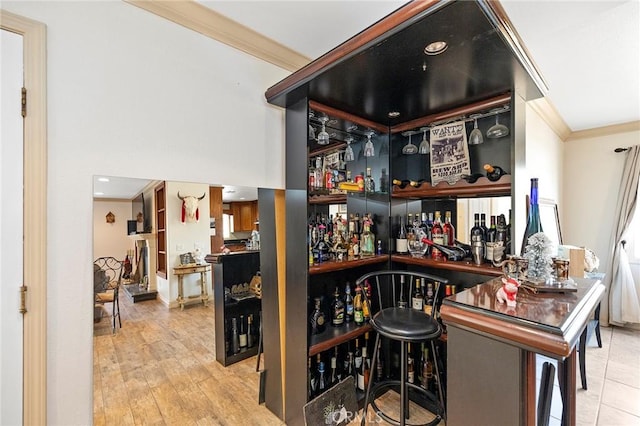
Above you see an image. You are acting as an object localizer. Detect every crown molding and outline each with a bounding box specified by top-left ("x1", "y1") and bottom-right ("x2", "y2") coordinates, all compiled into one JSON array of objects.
[
  {"x1": 567, "y1": 120, "x2": 640, "y2": 141},
  {"x1": 528, "y1": 97, "x2": 572, "y2": 141},
  {"x1": 123, "y1": 0, "x2": 310, "y2": 72}
]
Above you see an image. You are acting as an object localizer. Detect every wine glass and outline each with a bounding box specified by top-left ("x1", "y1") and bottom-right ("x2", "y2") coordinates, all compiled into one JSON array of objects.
[
  {"x1": 317, "y1": 116, "x2": 330, "y2": 145},
  {"x1": 468, "y1": 114, "x2": 483, "y2": 145},
  {"x1": 402, "y1": 131, "x2": 418, "y2": 155},
  {"x1": 344, "y1": 136, "x2": 355, "y2": 162},
  {"x1": 308, "y1": 112, "x2": 316, "y2": 140},
  {"x1": 486, "y1": 112, "x2": 509, "y2": 139},
  {"x1": 418, "y1": 127, "x2": 430, "y2": 154},
  {"x1": 364, "y1": 132, "x2": 375, "y2": 157}
]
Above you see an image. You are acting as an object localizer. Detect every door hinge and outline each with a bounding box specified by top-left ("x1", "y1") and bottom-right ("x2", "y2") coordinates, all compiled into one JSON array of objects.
[
  {"x1": 21, "y1": 87, "x2": 27, "y2": 117},
  {"x1": 20, "y1": 285, "x2": 27, "y2": 314}
]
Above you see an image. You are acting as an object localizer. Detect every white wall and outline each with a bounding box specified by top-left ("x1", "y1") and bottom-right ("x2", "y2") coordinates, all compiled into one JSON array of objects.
[
  {"x1": 563, "y1": 127, "x2": 640, "y2": 325},
  {"x1": 93, "y1": 199, "x2": 135, "y2": 261},
  {"x1": 2, "y1": 2, "x2": 288, "y2": 424}
]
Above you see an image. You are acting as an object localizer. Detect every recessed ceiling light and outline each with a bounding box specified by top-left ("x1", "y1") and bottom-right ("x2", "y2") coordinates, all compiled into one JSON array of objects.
[
  {"x1": 240, "y1": 197, "x2": 246, "y2": 200},
  {"x1": 388, "y1": 111, "x2": 401, "y2": 118},
  {"x1": 94, "y1": 192, "x2": 104, "y2": 196},
  {"x1": 225, "y1": 189, "x2": 236, "y2": 194},
  {"x1": 424, "y1": 41, "x2": 448, "y2": 55},
  {"x1": 97, "y1": 177, "x2": 109, "y2": 182}
]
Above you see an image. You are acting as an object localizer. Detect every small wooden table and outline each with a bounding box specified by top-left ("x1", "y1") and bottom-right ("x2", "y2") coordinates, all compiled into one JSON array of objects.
[{"x1": 173, "y1": 264, "x2": 211, "y2": 310}]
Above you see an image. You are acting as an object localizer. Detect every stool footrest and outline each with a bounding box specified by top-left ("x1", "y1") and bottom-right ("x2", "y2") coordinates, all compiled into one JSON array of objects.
[{"x1": 368, "y1": 380, "x2": 442, "y2": 426}]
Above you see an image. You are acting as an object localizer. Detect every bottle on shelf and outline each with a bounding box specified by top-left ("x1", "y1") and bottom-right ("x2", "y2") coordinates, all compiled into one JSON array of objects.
[
  {"x1": 354, "y1": 339, "x2": 362, "y2": 387},
  {"x1": 331, "y1": 287, "x2": 345, "y2": 327},
  {"x1": 397, "y1": 275, "x2": 408, "y2": 308},
  {"x1": 423, "y1": 281, "x2": 434, "y2": 316},
  {"x1": 247, "y1": 314, "x2": 254, "y2": 348},
  {"x1": 365, "y1": 167, "x2": 376, "y2": 193},
  {"x1": 377, "y1": 240, "x2": 383, "y2": 255},
  {"x1": 317, "y1": 361, "x2": 327, "y2": 395},
  {"x1": 470, "y1": 213, "x2": 485, "y2": 264},
  {"x1": 396, "y1": 216, "x2": 408, "y2": 254},
  {"x1": 353, "y1": 283, "x2": 364, "y2": 325},
  {"x1": 407, "y1": 342, "x2": 415, "y2": 384},
  {"x1": 310, "y1": 297, "x2": 326, "y2": 335},
  {"x1": 483, "y1": 163, "x2": 507, "y2": 181},
  {"x1": 392, "y1": 178, "x2": 411, "y2": 189},
  {"x1": 487, "y1": 215, "x2": 497, "y2": 243},
  {"x1": 379, "y1": 168, "x2": 389, "y2": 193},
  {"x1": 480, "y1": 213, "x2": 489, "y2": 243},
  {"x1": 239, "y1": 315, "x2": 247, "y2": 349},
  {"x1": 422, "y1": 238, "x2": 467, "y2": 261},
  {"x1": 412, "y1": 278, "x2": 424, "y2": 311},
  {"x1": 420, "y1": 345, "x2": 433, "y2": 391},
  {"x1": 360, "y1": 214, "x2": 375, "y2": 256},
  {"x1": 521, "y1": 178, "x2": 543, "y2": 255},
  {"x1": 430, "y1": 211, "x2": 444, "y2": 260},
  {"x1": 330, "y1": 354, "x2": 338, "y2": 387},
  {"x1": 460, "y1": 173, "x2": 484, "y2": 183},
  {"x1": 231, "y1": 317, "x2": 240, "y2": 354},
  {"x1": 443, "y1": 210, "x2": 455, "y2": 246},
  {"x1": 409, "y1": 179, "x2": 426, "y2": 188},
  {"x1": 344, "y1": 282, "x2": 354, "y2": 323},
  {"x1": 362, "y1": 281, "x2": 372, "y2": 322},
  {"x1": 376, "y1": 345, "x2": 384, "y2": 381}
]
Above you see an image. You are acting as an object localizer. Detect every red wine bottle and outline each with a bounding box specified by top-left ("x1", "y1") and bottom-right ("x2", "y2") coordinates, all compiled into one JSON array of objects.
[
  {"x1": 483, "y1": 164, "x2": 507, "y2": 181},
  {"x1": 392, "y1": 179, "x2": 411, "y2": 189}
]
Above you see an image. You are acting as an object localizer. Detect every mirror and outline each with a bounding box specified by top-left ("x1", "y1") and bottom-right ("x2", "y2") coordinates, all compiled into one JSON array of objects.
[{"x1": 538, "y1": 198, "x2": 562, "y2": 253}]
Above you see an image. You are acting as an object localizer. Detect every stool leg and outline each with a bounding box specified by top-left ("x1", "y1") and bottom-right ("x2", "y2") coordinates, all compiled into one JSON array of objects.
[
  {"x1": 400, "y1": 341, "x2": 407, "y2": 426},
  {"x1": 594, "y1": 305, "x2": 602, "y2": 348},
  {"x1": 256, "y1": 312, "x2": 263, "y2": 372},
  {"x1": 361, "y1": 333, "x2": 380, "y2": 426},
  {"x1": 431, "y1": 341, "x2": 446, "y2": 420}
]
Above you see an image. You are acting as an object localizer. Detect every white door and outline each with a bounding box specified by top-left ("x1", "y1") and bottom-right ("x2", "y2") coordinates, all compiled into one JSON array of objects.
[{"x1": 0, "y1": 28, "x2": 25, "y2": 426}]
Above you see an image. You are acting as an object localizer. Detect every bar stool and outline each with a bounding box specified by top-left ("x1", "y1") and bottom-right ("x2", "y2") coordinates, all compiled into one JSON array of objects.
[{"x1": 358, "y1": 270, "x2": 448, "y2": 426}]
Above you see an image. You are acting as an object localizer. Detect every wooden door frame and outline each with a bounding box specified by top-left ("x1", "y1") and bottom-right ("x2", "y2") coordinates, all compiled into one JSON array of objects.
[{"x1": 0, "y1": 10, "x2": 48, "y2": 425}]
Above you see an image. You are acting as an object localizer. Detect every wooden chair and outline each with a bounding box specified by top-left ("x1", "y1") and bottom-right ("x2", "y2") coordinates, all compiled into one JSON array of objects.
[{"x1": 94, "y1": 256, "x2": 124, "y2": 333}]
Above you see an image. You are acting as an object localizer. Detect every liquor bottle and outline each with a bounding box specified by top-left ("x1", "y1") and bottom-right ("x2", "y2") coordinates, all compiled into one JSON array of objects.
[
  {"x1": 360, "y1": 214, "x2": 375, "y2": 256},
  {"x1": 351, "y1": 233, "x2": 360, "y2": 258},
  {"x1": 357, "y1": 345, "x2": 367, "y2": 392},
  {"x1": 430, "y1": 211, "x2": 444, "y2": 260},
  {"x1": 344, "y1": 282, "x2": 354, "y2": 323},
  {"x1": 365, "y1": 167, "x2": 376, "y2": 193},
  {"x1": 331, "y1": 287, "x2": 345, "y2": 327},
  {"x1": 397, "y1": 275, "x2": 408, "y2": 308},
  {"x1": 317, "y1": 361, "x2": 327, "y2": 395},
  {"x1": 487, "y1": 215, "x2": 497, "y2": 243},
  {"x1": 470, "y1": 213, "x2": 484, "y2": 263},
  {"x1": 396, "y1": 216, "x2": 408, "y2": 254},
  {"x1": 421, "y1": 345, "x2": 433, "y2": 390},
  {"x1": 314, "y1": 156, "x2": 323, "y2": 190},
  {"x1": 412, "y1": 279, "x2": 424, "y2": 311},
  {"x1": 247, "y1": 314, "x2": 254, "y2": 348},
  {"x1": 354, "y1": 212, "x2": 362, "y2": 236},
  {"x1": 480, "y1": 213, "x2": 489, "y2": 243},
  {"x1": 330, "y1": 354, "x2": 338, "y2": 387},
  {"x1": 406, "y1": 214, "x2": 415, "y2": 242},
  {"x1": 443, "y1": 210, "x2": 455, "y2": 246},
  {"x1": 521, "y1": 178, "x2": 543, "y2": 254},
  {"x1": 409, "y1": 179, "x2": 426, "y2": 188},
  {"x1": 376, "y1": 346, "x2": 384, "y2": 381},
  {"x1": 231, "y1": 317, "x2": 240, "y2": 354},
  {"x1": 377, "y1": 240, "x2": 383, "y2": 255},
  {"x1": 424, "y1": 282, "x2": 434, "y2": 316},
  {"x1": 239, "y1": 315, "x2": 247, "y2": 349},
  {"x1": 353, "y1": 283, "x2": 364, "y2": 325},
  {"x1": 334, "y1": 346, "x2": 343, "y2": 382},
  {"x1": 407, "y1": 342, "x2": 415, "y2": 384},
  {"x1": 422, "y1": 238, "x2": 467, "y2": 261},
  {"x1": 362, "y1": 281, "x2": 372, "y2": 322},
  {"x1": 483, "y1": 163, "x2": 507, "y2": 181},
  {"x1": 496, "y1": 213, "x2": 508, "y2": 259},
  {"x1": 392, "y1": 178, "x2": 410, "y2": 189},
  {"x1": 362, "y1": 345, "x2": 371, "y2": 391},
  {"x1": 310, "y1": 297, "x2": 326, "y2": 335},
  {"x1": 379, "y1": 168, "x2": 389, "y2": 193}
]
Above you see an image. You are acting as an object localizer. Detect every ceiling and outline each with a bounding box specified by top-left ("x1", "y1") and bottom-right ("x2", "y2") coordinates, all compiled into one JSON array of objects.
[{"x1": 200, "y1": 0, "x2": 639, "y2": 132}]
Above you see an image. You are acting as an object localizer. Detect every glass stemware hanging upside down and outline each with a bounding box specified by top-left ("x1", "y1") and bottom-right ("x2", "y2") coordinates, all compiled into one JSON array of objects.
[
  {"x1": 364, "y1": 132, "x2": 375, "y2": 157},
  {"x1": 344, "y1": 136, "x2": 355, "y2": 162},
  {"x1": 418, "y1": 127, "x2": 430, "y2": 154},
  {"x1": 402, "y1": 131, "x2": 418, "y2": 155}
]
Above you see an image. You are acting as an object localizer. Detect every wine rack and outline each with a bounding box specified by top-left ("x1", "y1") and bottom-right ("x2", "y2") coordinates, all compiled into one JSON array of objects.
[
  {"x1": 391, "y1": 254, "x2": 503, "y2": 277},
  {"x1": 392, "y1": 175, "x2": 511, "y2": 199}
]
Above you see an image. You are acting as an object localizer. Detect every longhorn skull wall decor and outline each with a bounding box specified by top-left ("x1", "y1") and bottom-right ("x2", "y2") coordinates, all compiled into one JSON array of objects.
[{"x1": 177, "y1": 192, "x2": 206, "y2": 223}]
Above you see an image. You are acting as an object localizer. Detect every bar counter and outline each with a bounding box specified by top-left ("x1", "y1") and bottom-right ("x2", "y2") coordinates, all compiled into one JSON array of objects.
[{"x1": 440, "y1": 276, "x2": 605, "y2": 426}]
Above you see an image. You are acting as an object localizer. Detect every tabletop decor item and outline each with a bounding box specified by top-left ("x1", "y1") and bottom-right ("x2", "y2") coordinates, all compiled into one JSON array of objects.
[
  {"x1": 523, "y1": 232, "x2": 553, "y2": 281},
  {"x1": 496, "y1": 276, "x2": 520, "y2": 307}
]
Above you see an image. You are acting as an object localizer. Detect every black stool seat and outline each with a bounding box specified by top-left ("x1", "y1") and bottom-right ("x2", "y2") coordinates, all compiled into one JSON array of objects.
[{"x1": 371, "y1": 308, "x2": 441, "y2": 342}]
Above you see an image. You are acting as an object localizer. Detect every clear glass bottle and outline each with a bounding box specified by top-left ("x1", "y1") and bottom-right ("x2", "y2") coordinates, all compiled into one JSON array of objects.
[
  {"x1": 396, "y1": 216, "x2": 408, "y2": 254},
  {"x1": 365, "y1": 167, "x2": 376, "y2": 193}
]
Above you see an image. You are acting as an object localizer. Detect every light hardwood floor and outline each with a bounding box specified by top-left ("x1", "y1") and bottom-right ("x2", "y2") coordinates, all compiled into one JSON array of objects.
[{"x1": 94, "y1": 290, "x2": 639, "y2": 425}]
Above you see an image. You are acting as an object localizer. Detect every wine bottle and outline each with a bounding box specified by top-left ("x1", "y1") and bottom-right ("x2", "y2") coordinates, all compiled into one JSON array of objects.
[
  {"x1": 430, "y1": 211, "x2": 444, "y2": 260},
  {"x1": 330, "y1": 355, "x2": 338, "y2": 387},
  {"x1": 409, "y1": 179, "x2": 426, "y2": 188},
  {"x1": 317, "y1": 361, "x2": 327, "y2": 394},
  {"x1": 363, "y1": 345, "x2": 371, "y2": 391},
  {"x1": 247, "y1": 314, "x2": 254, "y2": 348},
  {"x1": 354, "y1": 339, "x2": 362, "y2": 384},
  {"x1": 396, "y1": 216, "x2": 408, "y2": 254},
  {"x1": 362, "y1": 280, "x2": 372, "y2": 322},
  {"x1": 392, "y1": 179, "x2": 410, "y2": 189},
  {"x1": 480, "y1": 213, "x2": 489, "y2": 243},
  {"x1": 521, "y1": 178, "x2": 543, "y2": 254},
  {"x1": 470, "y1": 213, "x2": 484, "y2": 263},
  {"x1": 331, "y1": 287, "x2": 345, "y2": 327},
  {"x1": 412, "y1": 279, "x2": 424, "y2": 311},
  {"x1": 344, "y1": 282, "x2": 354, "y2": 323},
  {"x1": 310, "y1": 297, "x2": 326, "y2": 335},
  {"x1": 421, "y1": 345, "x2": 433, "y2": 390},
  {"x1": 397, "y1": 275, "x2": 408, "y2": 308},
  {"x1": 407, "y1": 342, "x2": 415, "y2": 384},
  {"x1": 487, "y1": 215, "x2": 497, "y2": 243},
  {"x1": 380, "y1": 168, "x2": 389, "y2": 193},
  {"x1": 422, "y1": 238, "x2": 466, "y2": 261},
  {"x1": 357, "y1": 345, "x2": 367, "y2": 392},
  {"x1": 483, "y1": 163, "x2": 507, "y2": 181},
  {"x1": 443, "y1": 210, "x2": 455, "y2": 246},
  {"x1": 231, "y1": 317, "x2": 240, "y2": 354},
  {"x1": 460, "y1": 173, "x2": 484, "y2": 183},
  {"x1": 239, "y1": 315, "x2": 247, "y2": 349}
]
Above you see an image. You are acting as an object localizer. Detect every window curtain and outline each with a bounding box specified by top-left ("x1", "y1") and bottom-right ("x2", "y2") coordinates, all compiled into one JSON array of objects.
[{"x1": 608, "y1": 145, "x2": 640, "y2": 326}]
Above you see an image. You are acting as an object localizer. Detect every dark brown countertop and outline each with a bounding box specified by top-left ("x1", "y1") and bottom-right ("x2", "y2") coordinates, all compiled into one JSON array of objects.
[{"x1": 441, "y1": 276, "x2": 605, "y2": 359}]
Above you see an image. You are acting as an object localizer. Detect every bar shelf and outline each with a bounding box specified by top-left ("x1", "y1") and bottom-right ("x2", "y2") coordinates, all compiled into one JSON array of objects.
[
  {"x1": 309, "y1": 255, "x2": 388, "y2": 275},
  {"x1": 392, "y1": 175, "x2": 511, "y2": 199},
  {"x1": 391, "y1": 254, "x2": 503, "y2": 277}
]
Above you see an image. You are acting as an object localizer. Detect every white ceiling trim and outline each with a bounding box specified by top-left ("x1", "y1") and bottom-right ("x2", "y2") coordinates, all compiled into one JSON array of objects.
[
  {"x1": 124, "y1": 0, "x2": 310, "y2": 72},
  {"x1": 567, "y1": 121, "x2": 640, "y2": 143},
  {"x1": 124, "y1": 0, "x2": 620, "y2": 142}
]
